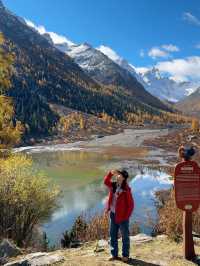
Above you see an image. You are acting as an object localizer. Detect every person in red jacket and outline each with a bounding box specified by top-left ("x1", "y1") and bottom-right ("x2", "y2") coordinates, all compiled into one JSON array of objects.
[{"x1": 104, "y1": 169, "x2": 134, "y2": 262}]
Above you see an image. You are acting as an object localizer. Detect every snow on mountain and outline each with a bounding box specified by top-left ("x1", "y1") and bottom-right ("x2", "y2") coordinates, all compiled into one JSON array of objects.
[
  {"x1": 64, "y1": 42, "x2": 198, "y2": 102},
  {"x1": 24, "y1": 19, "x2": 197, "y2": 103},
  {"x1": 97, "y1": 45, "x2": 140, "y2": 79},
  {"x1": 138, "y1": 67, "x2": 199, "y2": 102},
  {"x1": 97, "y1": 45, "x2": 196, "y2": 102},
  {"x1": 25, "y1": 19, "x2": 75, "y2": 48},
  {"x1": 57, "y1": 42, "x2": 112, "y2": 72}
]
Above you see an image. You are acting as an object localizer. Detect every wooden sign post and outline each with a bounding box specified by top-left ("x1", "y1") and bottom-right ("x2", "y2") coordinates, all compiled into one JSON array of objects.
[{"x1": 174, "y1": 160, "x2": 200, "y2": 260}]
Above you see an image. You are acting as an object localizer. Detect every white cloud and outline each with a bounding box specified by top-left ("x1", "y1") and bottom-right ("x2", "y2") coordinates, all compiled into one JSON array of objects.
[
  {"x1": 148, "y1": 44, "x2": 179, "y2": 59},
  {"x1": 148, "y1": 47, "x2": 169, "y2": 59},
  {"x1": 97, "y1": 45, "x2": 122, "y2": 62},
  {"x1": 162, "y1": 44, "x2": 180, "y2": 52},
  {"x1": 135, "y1": 66, "x2": 150, "y2": 74},
  {"x1": 156, "y1": 56, "x2": 200, "y2": 82},
  {"x1": 25, "y1": 19, "x2": 75, "y2": 45},
  {"x1": 183, "y1": 12, "x2": 200, "y2": 26}
]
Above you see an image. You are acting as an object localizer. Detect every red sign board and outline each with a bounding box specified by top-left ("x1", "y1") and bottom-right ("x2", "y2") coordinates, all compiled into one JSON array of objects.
[{"x1": 174, "y1": 160, "x2": 200, "y2": 212}]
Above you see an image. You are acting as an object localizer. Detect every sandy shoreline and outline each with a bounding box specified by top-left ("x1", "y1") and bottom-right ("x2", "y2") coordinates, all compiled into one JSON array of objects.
[
  {"x1": 14, "y1": 128, "x2": 169, "y2": 152},
  {"x1": 13, "y1": 128, "x2": 177, "y2": 172}
]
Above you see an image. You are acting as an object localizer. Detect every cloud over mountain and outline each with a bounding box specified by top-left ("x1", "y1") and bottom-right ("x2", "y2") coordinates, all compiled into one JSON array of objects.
[
  {"x1": 148, "y1": 44, "x2": 180, "y2": 59},
  {"x1": 25, "y1": 19, "x2": 74, "y2": 45},
  {"x1": 155, "y1": 56, "x2": 200, "y2": 82}
]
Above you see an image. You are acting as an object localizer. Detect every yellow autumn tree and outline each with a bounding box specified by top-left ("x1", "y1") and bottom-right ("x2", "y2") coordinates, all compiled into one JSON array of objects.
[
  {"x1": 0, "y1": 33, "x2": 24, "y2": 150},
  {"x1": 0, "y1": 32, "x2": 14, "y2": 94},
  {"x1": 80, "y1": 115, "x2": 86, "y2": 129},
  {"x1": 191, "y1": 118, "x2": 199, "y2": 133},
  {"x1": 0, "y1": 33, "x2": 60, "y2": 248}
]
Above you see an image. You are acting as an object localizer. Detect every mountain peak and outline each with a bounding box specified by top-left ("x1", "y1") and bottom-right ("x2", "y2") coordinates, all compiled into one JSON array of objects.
[
  {"x1": 97, "y1": 45, "x2": 122, "y2": 63},
  {"x1": 82, "y1": 42, "x2": 92, "y2": 48}
]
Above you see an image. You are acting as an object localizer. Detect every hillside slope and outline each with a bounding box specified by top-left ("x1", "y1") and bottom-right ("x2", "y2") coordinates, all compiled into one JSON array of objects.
[
  {"x1": 0, "y1": 0, "x2": 173, "y2": 138},
  {"x1": 176, "y1": 87, "x2": 200, "y2": 118},
  {"x1": 56, "y1": 42, "x2": 171, "y2": 112}
]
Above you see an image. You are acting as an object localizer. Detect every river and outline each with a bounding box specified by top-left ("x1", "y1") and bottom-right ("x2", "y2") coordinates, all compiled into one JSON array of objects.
[{"x1": 14, "y1": 128, "x2": 175, "y2": 246}]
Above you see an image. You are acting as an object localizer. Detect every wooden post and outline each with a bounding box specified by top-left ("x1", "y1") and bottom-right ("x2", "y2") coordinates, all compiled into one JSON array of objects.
[{"x1": 183, "y1": 211, "x2": 196, "y2": 260}]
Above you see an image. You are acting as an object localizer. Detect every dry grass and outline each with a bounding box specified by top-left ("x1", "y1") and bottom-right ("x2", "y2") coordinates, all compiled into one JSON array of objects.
[
  {"x1": 155, "y1": 189, "x2": 200, "y2": 243},
  {"x1": 58, "y1": 237, "x2": 200, "y2": 266}
]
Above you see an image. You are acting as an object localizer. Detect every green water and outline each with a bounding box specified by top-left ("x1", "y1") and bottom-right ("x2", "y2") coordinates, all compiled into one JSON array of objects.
[
  {"x1": 31, "y1": 150, "x2": 112, "y2": 189},
  {"x1": 27, "y1": 147, "x2": 172, "y2": 246},
  {"x1": 29, "y1": 150, "x2": 117, "y2": 244}
]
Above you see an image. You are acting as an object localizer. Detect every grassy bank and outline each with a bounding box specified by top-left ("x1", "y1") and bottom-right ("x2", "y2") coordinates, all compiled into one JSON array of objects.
[
  {"x1": 57, "y1": 236, "x2": 200, "y2": 266},
  {"x1": 9, "y1": 235, "x2": 200, "y2": 266}
]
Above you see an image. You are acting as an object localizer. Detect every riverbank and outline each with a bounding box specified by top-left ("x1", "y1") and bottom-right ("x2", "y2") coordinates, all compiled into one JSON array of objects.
[
  {"x1": 5, "y1": 234, "x2": 200, "y2": 266},
  {"x1": 14, "y1": 127, "x2": 177, "y2": 174},
  {"x1": 143, "y1": 127, "x2": 200, "y2": 167}
]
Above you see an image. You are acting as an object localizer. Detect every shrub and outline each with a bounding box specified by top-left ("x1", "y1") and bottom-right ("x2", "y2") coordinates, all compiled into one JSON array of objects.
[
  {"x1": 61, "y1": 212, "x2": 109, "y2": 248},
  {"x1": 155, "y1": 189, "x2": 182, "y2": 242},
  {"x1": 70, "y1": 216, "x2": 88, "y2": 242},
  {"x1": 155, "y1": 189, "x2": 200, "y2": 242},
  {"x1": 85, "y1": 212, "x2": 109, "y2": 241},
  {"x1": 0, "y1": 154, "x2": 60, "y2": 247},
  {"x1": 61, "y1": 230, "x2": 71, "y2": 248}
]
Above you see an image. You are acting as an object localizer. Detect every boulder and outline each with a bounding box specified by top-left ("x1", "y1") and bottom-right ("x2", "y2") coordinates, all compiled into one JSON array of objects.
[
  {"x1": 5, "y1": 252, "x2": 64, "y2": 266},
  {"x1": 94, "y1": 239, "x2": 108, "y2": 253},
  {"x1": 97, "y1": 240, "x2": 108, "y2": 248},
  {"x1": 156, "y1": 234, "x2": 167, "y2": 240},
  {"x1": 0, "y1": 239, "x2": 22, "y2": 258},
  {"x1": 129, "y1": 234, "x2": 153, "y2": 245}
]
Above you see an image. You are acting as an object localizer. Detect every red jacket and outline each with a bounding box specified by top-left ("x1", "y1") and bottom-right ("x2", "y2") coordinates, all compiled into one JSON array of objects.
[{"x1": 104, "y1": 171, "x2": 134, "y2": 224}]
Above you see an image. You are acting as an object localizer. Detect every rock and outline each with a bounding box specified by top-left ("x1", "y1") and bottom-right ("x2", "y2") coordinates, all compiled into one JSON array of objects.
[
  {"x1": 94, "y1": 239, "x2": 108, "y2": 253},
  {"x1": 29, "y1": 138, "x2": 35, "y2": 145},
  {"x1": 0, "y1": 239, "x2": 22, "y2": 258},
  {"x1": 156, "y1": 234, "x2": 168, "y2": 240},
  {"x1": 5, "y1": 252, "x2": 65, "y2": 266},
  {"x1": 187, "y1": 135, "x2": 197, "y2": 142},
  {"x1": 97, "y1": 240, "x2": 108, "y2": 248},
  {"x1": 129, "y1": 234, "x2": 153, "y2": 245},
  {"x1": 0, "y1": 257, "x2": 8, "y2": 265},
  {"x1": 70, "y1": 240, "x2": 82, "y2": 248}
]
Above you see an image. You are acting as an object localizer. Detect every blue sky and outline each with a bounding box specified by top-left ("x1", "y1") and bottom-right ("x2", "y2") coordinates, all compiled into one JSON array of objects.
[{"x1": 3, "y1": 0, "x2": 200, "y2": 82}]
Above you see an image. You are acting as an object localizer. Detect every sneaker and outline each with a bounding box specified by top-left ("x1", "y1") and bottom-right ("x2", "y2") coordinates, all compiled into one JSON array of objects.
[{"x1": 122, "y1": 257, "x2": 129, "y2": 262}]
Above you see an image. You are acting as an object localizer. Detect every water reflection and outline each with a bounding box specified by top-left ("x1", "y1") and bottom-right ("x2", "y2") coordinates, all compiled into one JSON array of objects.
[{"x1": 28, "y1": 150, "x2": 173, "y2": 245}]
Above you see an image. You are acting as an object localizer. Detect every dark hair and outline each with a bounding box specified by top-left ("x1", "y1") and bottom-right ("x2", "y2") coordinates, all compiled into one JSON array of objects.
[
  {"x1": 179, "y1": 146, "x2": 196, "y2": 161},
  {"x1": 118, "y1": 169, "x2": 129, "y2": 179},
  {"x1": 112, "y1": 169, "x2": 129, "y2": 192},
  {"x1": 184, "y1": 147, "x2": 195, "y2": 161}
]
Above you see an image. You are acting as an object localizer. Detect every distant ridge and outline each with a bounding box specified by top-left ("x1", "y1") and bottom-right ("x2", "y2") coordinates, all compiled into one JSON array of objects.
[{"x1": 0, "y1": 1, "x2": 173, "y2": 137}]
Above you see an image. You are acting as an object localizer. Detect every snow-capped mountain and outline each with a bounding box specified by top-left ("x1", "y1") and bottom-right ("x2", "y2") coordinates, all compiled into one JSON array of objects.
[
  {"x1": 24, "y1": 18, "x2": 195, "y2": 103},
  {"x1": 97, "y1": 45, "x2": 195, "y2": 102},
  {"x1": 41, "y1": 35, "x2": 170, "y2": 111},
  {"x1": 137, "y1": 67, "x2": 196, "y2": 102},
  {"x1": 97, "y1": 45, "x2": 139, "y2": 78},
  {"x1": 56, "y1": 40, "x2": 195, "y2": 103}
]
